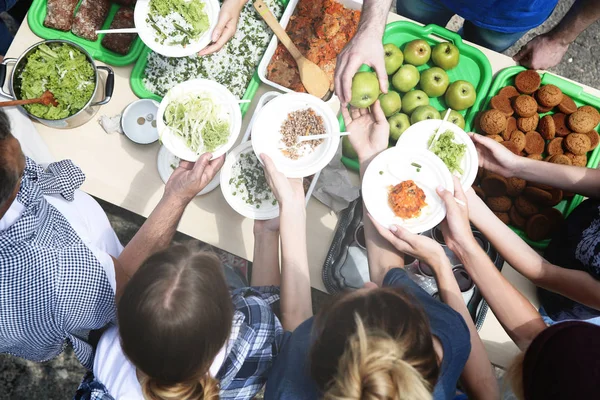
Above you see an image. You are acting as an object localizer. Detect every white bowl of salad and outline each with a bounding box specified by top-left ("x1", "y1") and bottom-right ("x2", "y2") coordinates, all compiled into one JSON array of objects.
[
  {"x1": 134, "y1": 0, "x2": 220, "y2": 58},
  {"x1": 156, "y1": 78, "x2": 243, "y2": 161}
]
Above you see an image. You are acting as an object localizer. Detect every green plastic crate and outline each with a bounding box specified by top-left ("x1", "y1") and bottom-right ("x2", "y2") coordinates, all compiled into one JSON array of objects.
[
  {"x1": 341, "y1": 21, "x2": 493, "y2": 171},
  {"x1": 468, "y1": 66, "x2": 600, "y2": 249},
  {"x1": 129, "y1": 0, "x2": 289, "y2": 118},
  {"x1": 27, "y1": 0, "x2": 145, "y2": 66}
]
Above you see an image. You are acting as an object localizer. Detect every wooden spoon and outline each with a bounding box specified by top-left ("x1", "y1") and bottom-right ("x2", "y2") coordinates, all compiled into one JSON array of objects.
[
  {"x1": 0, "y1": 90, "x2": 58, "y2": 108},
  {"x1": 253, "y1": 0, "x2": 332, "y2": 100}
]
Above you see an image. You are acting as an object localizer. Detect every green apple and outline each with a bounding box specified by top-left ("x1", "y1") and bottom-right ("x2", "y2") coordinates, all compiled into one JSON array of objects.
[
  {"x1": 342, "y1": 135, "x2": 358, "y2": 159},
  {"x1": 401, "y1": 90, "x2": 429, "y2": 115},
  {"x1": 419, "y1": 67, "x2": 450, "y2": 98},
  {"x1": 391, "y1": 64, "x2": 420, "y2": 92},
  {"x1": 388, "y1": 113, "x2": 410, "y2": 141},
  {"x1": 384, "y1": 43, "x2": 404, "y2": 75},
  {"x1": 445, "y1": 80, "x2": 476, "y2": 111},
  {"x1": 379, "y1": 91, "x2": 402, "y2": 117},
  {"x1": 349, "y1": 72, "x2": 380, "y2": 108},
  {"x1": 403, "y1": 39, "x2": 431, "y2": 66},
  {"x1": 431, "y1": 42, "x2": 460, "y2": 70},
  {"x1": 444, "y1": 108, "x2": 466, "y2": 129},
  {"x1": 410, "y1": 105, "x2": 441, "y2": 124}
]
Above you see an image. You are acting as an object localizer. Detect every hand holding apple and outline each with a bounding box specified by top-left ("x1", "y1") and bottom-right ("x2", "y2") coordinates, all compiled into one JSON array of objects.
[
  {"x1": 341, "y1": 101, "x2": 390, "y2": 165},
  {"x1": 349, "y1": 72, "x2": 381, "y2": 108}
]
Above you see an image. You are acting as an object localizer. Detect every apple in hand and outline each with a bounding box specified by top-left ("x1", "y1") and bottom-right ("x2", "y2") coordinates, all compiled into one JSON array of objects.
[
  {"x1": 444, "y1": 80, "x2": 476, "y2": 111},
  {"x1": 432, "y1": 42, "x2": 460, "y2": 70},
  {"x1": 419, "y1": 67, "x2": 449, "y2": 98},
  {"x1": 384, "y1": 43, "x2": 404, "y2": 75},
  {"x1": 403, "y1": 39, "x2": 431, "y2": 66},
  {"x1": 392, "y1": 64, "x2": 420, "y2": 92},
  {"x1": 401, "y1": 90, "x2": 429, "y2": 115},
  {"x1": 349, "y1": 72, "x2": 381, "y2": 108},
  {"x1": 410, "y1": 105, "x2": 441, "y2": 124},
  {"x1": 388, "y1": 113, "x2": 410, "y2": 141},
  {"x1": 379, "y1": 91, "x2": 402, "y2": 117},
  {"x1": 444, "y1": 108, "x2": 466, "y2": 129}
]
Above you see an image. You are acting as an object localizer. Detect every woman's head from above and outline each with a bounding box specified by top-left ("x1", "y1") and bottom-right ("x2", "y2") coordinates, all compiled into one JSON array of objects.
[
  {"x1": 310, "y1": 286, "x2": 439, "y2": 400},
  {"x1": 118, "y1": 243, "x2": 233, "y2": 400},
  {"x1": 508, "y1": 321, "x2": 600, "y2": 400}
]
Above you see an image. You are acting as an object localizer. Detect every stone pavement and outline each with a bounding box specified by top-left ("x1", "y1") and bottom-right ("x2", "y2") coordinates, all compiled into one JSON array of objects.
[{"x1": 1, "y1": 0, "x2": 598, "y2": 398}]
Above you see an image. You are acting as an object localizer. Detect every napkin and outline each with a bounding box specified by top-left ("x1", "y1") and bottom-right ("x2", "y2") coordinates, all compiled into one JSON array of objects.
[
  {"x1": 98, "y1": 114, "x2": 123, "y2": 135},
  {"x1": 313, "y1": 146, "x2": 360, "y2": 212}
]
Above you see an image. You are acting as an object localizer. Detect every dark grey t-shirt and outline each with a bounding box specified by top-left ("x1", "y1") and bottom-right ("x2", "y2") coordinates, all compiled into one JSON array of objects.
[{"x1": 265, "y1": 268, "x2": 471, "y2": 400}]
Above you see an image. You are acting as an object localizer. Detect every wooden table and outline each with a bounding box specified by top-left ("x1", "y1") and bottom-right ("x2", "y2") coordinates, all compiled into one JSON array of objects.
[{"x1": 6, "y1": 11, "x2": 600, "y2": 369}]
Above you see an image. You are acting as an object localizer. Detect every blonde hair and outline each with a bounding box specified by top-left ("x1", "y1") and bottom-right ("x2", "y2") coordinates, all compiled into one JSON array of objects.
[
  {"x1": 139, "y1": 374, "x2": 220, "y2": 400},
  {"x1": 505, "y1": 351, "x2": 526, "y2": 400},
  {"x1": 324, "y1": 316, "x2": 433, "y2": 400}
]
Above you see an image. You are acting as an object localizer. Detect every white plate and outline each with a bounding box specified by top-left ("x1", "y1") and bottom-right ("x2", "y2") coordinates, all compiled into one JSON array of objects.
[
  {"x1": 157, "y1": 145, "x2": 220, "y2": 195},
  {"x1": 134, "y1": 0, "x2": 220, "y2": 58},
  {"x1": 121, "y1": 99, "x2": 160, "y2": 144},
  {"x1": 363, "y1": 147, "x2": 454, "y2": 234},
  {"x1": 395, "y1": 119, "x2": 478, "y2": 191},
  {"x1": 251, "y1": 93, "x2": 340, "y2": 178},
  {"x1": 220, "y1": 141, "x2": 279, "y2": 220},
  {"x1": 156, "y1": 79, "x2": 242, "y2": 162}
]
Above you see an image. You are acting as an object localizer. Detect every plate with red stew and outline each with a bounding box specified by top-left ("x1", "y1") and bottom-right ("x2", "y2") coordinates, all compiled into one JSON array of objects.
[{"x1": 363, "y1": 147, "x2": 454, "y2": 234}]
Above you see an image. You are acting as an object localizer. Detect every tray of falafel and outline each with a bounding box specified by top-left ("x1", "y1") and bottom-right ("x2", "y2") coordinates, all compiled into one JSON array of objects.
[
  {"x1": 341, "y1": 20, "x2": 493, "y2": 171},
  {"x1": 468, "y1": 66, "x2": 600, "y2": 249}
]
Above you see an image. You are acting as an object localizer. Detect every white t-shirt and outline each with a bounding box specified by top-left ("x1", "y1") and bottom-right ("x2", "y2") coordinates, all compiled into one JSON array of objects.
[
  {"x1": 0, "y1": 189, "x2": 122, "y2": 293},
  {"x1": 94, "y1": 327, "x2": 228, "y2": 399}
]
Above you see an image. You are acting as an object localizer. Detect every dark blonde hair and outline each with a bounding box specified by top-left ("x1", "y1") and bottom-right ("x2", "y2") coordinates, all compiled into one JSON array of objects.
[
  {"x1": 310, "y1": 287, "x2": 439, "y2": 399},
  {"x1": 118, "y1": 243, "x2": 233, "y2": 400}
]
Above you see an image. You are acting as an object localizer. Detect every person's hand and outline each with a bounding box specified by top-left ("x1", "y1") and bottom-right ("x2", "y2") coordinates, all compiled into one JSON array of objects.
[
  {"x1": 254, "y1": 217, "x2": 280, "y2": 234},
  {"x1": 261, "y1": 154, "x2": 305, "y2": 208},
  {"x1": 513, "y1": 33, "x2": 569, "y2": 70},
  {"x1": 198, "y1": 0, "x2": 244, "y2": 56},
  {"x1": 368, "y1": 214, "x2": 446, "y2": 267},
  {"x1": 341, "y1": 100, "x2": 389, "y2": 165},
  {"x1": 469, "y1": 133, "x2": 522, "y2": 177},
  {"x1": 165, "y1": 153, "x2": 225, "y2": 204},
  {"x1": 437, "y1": 176, "x2": 479, "y2": 257},
  {"x1": 334, "y1": 30, "x2": 388, "y2": 105}
]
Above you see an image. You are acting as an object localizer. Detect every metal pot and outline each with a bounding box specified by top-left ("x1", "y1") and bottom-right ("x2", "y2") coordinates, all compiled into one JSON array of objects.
[{"x1": 0, "y1": 39, "x2": 114, "y2": 129}]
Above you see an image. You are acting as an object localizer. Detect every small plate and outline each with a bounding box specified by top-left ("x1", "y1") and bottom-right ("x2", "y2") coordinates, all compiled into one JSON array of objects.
[
  {"x1": 220, "y1": 141, "x2": 279, "y2": 220},
  {"x1": 395, "y1": 119, "x2": 478, "y2": 191},
  {"x1": 363, "y1": 147, "x2": 454, "y2": 234},
  {"x1": 156, "y1": 79, "x2": 242, "y2": 162},
  {"x1": 134, "y1": 0, "x2": 220, "y2": 58},
  {"x1": 157, "y1": 145, "x2": 220, "y2": 196},
  {"x1": 251, "y1": 93, "x2": 340, "y2": 178},
  {"x1": 121, "y1": 99, "x2": 160, "y2": 144}
]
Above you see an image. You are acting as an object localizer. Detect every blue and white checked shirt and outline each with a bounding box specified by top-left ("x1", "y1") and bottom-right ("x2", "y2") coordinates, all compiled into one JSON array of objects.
[
  {"x1": 0, "y1": 158, "x2": 116, "y2": 370},
  {"x1": 75, "y1": 286, "x2": 285, "y2": 400}
]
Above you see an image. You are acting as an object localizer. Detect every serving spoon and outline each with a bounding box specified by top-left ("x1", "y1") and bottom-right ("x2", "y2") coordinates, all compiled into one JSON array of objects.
[
  {"x1": 0, "y1": 90, "x2": 58, "y2": 108},
  {"x1": 253, "y1": 0, "x2": 332, "y2": 100}
]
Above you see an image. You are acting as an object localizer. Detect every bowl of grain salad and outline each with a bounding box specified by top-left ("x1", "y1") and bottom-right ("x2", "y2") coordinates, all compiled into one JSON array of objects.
[
  {"x1": 156, "y1": 78, "x2": 242, "y2": 161},
  {"x1": 251, "y1": 93, "x2": 340, "y2": 178}
]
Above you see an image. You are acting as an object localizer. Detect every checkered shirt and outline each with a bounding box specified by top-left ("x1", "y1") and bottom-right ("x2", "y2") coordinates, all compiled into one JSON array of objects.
[
  {"x1": 0, "y1": 157, "x2": 116, "y2": 370},
  {"x1": 74, "y1": 286, "x2": 284, "y2": 400}
]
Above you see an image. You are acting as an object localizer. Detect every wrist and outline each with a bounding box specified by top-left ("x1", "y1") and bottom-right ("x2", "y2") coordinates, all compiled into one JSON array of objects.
[
  {"x1": 547, "y1": 28, "x2": 575, "y2": 47},
  {"x1": 426, "y1": 250, "x2": 451, "y2": 272},
  {"x1": 162, "y1": 192, "x2": 193, "y2": 209},
  {"x1": 451, "y1": 238, "x2": 483, "y2": 262}
]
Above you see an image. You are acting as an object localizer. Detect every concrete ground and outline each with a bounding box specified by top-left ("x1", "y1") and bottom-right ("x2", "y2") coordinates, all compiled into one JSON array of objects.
[{"x1": 1, "y1": 0, "x2": 598, "y2": 398}]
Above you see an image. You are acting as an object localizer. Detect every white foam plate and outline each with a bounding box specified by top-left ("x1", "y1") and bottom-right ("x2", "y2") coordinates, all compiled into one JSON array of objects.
[
  {"x1": 251, "y1": 93, "x2": 340, "y2": 178},
  {"x1": 395, "y1": 119, "x2": 478, "y2": 191},
  {"x1": 156, "y1": 79, "x2": 242, "y2": 162},
  {"x1": 220, "y1": 141, "x2": 279, "y2": 220},
  {"x1": 157, "y1": 145, "x2": 220, "y2": 195},
  {"x1": 134, "y1": 0, "x2": 220, "y2": 58},
  {"x1": 121, "y1": 99, "x2": 160, "y2": 144},
  {"x1": 363, "y1": 147, "x2": 454, "y2": 234}
]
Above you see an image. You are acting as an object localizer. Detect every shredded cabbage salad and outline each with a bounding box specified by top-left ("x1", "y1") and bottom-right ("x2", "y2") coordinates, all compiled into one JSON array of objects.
[
  {"x1": 19, "y1": 43, "x2": 95, "y2": 120},
  {"x1": 428, "y1": 130, "x2": 466, "y2": 174},
  {"x1": 163, "y1": 92, "x2": 231, "y2": 153},
  {"x1": 147, "y1": 0, "x2": 209, "y2": 46}
]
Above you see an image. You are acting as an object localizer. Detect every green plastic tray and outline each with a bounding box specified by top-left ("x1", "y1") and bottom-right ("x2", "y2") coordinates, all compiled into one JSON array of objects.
[
  {"x1": 129, "y1": 0, "x2": 289, "y2": 118},
  {"x1": 27, "y1": 0, "x2": 145, "y2": 66},
  {"x1": 468, "y1": 66, "x2": 600, "y2": 249},
  {"x1": 341, "y1": 21, "x2": 493, "y2": 171}
]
